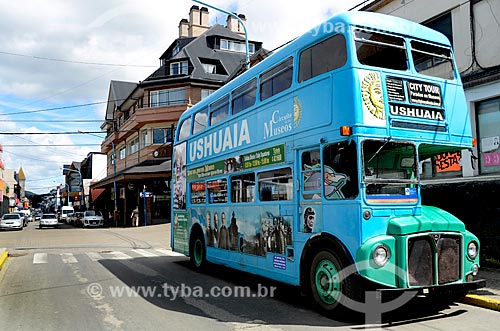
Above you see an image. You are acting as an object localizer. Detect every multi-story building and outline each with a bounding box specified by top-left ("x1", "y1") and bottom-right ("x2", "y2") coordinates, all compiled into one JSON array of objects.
[
  {"x1": 92, "y1": 6, "x2": 263, "y2": 226},
  {"x1": 360, "y1": 0, "x2": 500, "y2": 261}
]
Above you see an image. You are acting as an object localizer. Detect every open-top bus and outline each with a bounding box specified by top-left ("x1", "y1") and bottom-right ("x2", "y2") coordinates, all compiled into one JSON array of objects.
[{"x1": 171, "y1": 11, "x2": 484, "y2": 314}]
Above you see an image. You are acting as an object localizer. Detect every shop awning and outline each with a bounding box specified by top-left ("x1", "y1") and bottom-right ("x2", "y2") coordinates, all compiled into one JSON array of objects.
[{"x1": 91, "y1": 188, "x2": 106, "y2": 202}]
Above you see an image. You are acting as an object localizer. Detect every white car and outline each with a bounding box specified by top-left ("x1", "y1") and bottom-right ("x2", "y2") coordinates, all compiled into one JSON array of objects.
[
  {"x1": 0, "y1": 213, "x2": 24, "y2": 230},
  {"x1": 82, "y1": 210, "x2": 104, "y2": 228},
  {"x1": 39, "y1": 214, "x2": 59, "y2": 229}
]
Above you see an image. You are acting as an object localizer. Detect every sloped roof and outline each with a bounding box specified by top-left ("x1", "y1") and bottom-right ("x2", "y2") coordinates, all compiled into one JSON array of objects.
[{"x1": 105, "y1": 80, "x2": 137, "y2": 121}]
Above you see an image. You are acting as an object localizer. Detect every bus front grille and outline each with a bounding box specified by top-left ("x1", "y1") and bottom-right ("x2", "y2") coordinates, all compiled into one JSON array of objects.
[{"x1": 407, "y1": 234, "x2": 461, "y2": 287}]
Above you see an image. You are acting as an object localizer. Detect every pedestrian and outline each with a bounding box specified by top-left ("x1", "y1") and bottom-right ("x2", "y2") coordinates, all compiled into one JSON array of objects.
[{"x1": 131, "y1": 206, "x2": 139, "y2": 227}]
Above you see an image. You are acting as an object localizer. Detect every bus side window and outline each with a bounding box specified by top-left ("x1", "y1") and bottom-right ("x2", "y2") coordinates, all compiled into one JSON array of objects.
[
  {"x1": 301, "y1": 149, "x2": 321, "y2": 199},
  {"x1": 193, "y1": 107, "x2": 209, "y2": 134},
  {"x1": 258, "y1": 168, "x2": 293, "y2": 201},
  {"x1": 231, "y1": 173, "x2": 255, "y2": 203},
  {"x1": 260, "y1": 57, "x2": 293, "y2": 101},
  {"x1": 178, "y1": 117, "x2": 192, "y2": 141},
  {"x1": 323, "y1": 141, "x2": 359, "y2": 199},
  {"x1": 232, "y1": 79, "x2": 257, "y2": 115},
  {"x1": 208, "y1": 179, "x2": 228, "y2": 204},
  {"x1": 210, "y1": 95, "x2": 229, "y2": 125}
]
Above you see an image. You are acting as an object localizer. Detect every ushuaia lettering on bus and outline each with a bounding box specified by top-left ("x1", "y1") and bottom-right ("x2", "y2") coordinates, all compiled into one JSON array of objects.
[
  {"x1": 264, "y1": 110, "x2": 293, "y2": 139},
  {"x1": 389, "y1": 104, "x2": 445, "y2": 121},
  {"x1": 189, "y1": 120, "x2": 251, "y2": 162}
]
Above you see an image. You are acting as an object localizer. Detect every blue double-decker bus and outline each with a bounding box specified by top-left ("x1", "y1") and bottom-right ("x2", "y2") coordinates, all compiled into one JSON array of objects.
[{"x1": 171, "y1": 11, "x2": 484, "y2": 314}]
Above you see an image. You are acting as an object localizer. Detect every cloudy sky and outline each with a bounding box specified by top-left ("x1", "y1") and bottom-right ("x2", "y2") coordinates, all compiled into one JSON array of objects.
[{"x1": 0, "y1": 0, "x2": 366, "y2": 194}]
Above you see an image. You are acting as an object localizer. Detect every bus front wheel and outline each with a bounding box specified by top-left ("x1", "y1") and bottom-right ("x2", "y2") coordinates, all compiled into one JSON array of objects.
[
  {"x1": 189, "y1": 231, "x2": 206, "y2": 270},
  {"x1": 309, "y1": 250, "x2": 357, "y2": 314}
]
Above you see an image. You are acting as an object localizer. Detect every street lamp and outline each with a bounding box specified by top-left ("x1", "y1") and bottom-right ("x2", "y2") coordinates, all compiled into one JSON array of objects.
[{"x1": 62, "y1": 167, "x2": 83, "y2": 210}]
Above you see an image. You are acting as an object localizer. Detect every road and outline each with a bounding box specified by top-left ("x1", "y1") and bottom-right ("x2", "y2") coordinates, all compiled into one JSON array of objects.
[{"x1": 1, "y1": 221, "x2": 498, "y2": 331}]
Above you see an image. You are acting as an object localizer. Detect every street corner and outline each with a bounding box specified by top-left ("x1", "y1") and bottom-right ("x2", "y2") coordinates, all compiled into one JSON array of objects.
[
  {"x1": 462, "y1": 294, "x2": 500, "y2": 312},
  {"x1": 0, "y1": 250, "x2": 8, "y2": 270}
]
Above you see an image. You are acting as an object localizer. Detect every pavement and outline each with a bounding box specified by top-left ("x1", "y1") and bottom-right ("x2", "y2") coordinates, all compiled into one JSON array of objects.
[{"x1": 1, "y1": 224, "x2": 499, "y2": 312}]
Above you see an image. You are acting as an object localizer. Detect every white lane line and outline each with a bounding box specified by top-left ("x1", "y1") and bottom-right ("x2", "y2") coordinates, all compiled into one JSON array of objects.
[
  {"x1": 33, "y1": 253, "x2": 48, "y2": 264},
  {"x1": 154, "y1": 248, "x2": 185, "y2": 257},
  {"x1": 60, "y1": 253, "x2": 78, "y2": 264},
  {"x1": 132, "y1": 249, "x2": 158, "y2": 257},
  {"x1": 101, "y1": 251, "x2": 132, "y2": 260},
  {"x1": 85, "y1": 252, "x2": 103, "y2": 262}
]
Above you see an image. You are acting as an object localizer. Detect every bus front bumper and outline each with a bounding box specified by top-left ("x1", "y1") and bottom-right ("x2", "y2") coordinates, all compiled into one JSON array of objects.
[{"x1": 377, "y1": 278, "x2": 486, "y2": 301}]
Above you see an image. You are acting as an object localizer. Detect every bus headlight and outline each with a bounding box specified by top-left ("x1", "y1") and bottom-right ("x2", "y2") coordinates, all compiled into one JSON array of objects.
[
  {"x1": 467, "y1": 241, "x2": 478, "y2": 260},
  {"x1": 372, "y1": 244, "x2": 390, "y2": 267}
]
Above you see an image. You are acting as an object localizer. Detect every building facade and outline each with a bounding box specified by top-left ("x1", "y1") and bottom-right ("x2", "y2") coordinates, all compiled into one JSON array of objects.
[
  {"x1": 92, "y1": 6, "x2": 263, "y2": 226},
  {"x1": 361, "y1": 0, "x2": 500, "y2": 261}
]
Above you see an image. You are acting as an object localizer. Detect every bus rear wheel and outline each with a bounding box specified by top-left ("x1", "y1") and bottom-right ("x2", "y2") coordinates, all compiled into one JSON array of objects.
[
  {"x1": 309, "y1": 250, "x2": 357, "y2": 314},
  {"x1": 189, "y1": 231, "x2": 206, "y2": 270}
]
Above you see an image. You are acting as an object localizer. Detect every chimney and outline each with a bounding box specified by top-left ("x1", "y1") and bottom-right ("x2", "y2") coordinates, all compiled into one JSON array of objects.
[
  {"x1": 179, "y1": 18, "x2": 189, "y2": 38},
  {"x1": 226, "y1": 13, "x2": 246, "y2": 36},
  {"x1": 188, "y1": 5, "x2": 210, "y2": 37}
]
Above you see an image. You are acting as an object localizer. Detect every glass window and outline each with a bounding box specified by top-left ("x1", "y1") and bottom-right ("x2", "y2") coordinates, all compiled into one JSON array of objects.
[
  {"x1": 299, "y1": 34, "x2": 347, "y2": 82},
  {"x1": 193, "y1": 107, "x2": 209, "y2": 134},
  {"x1": 170, "y1": 61, "x2": 188, "y2": 75},
  {"x1": 258, "y1": 168, "x2": 293, "y2": 201},
  {"x1": 231, "y1": 173, "x2": 255, "y2": 203},
  {"x1": 129, "y1": 137, "x2": 139, "y2": 154},
  {"x1": 355, "y1": 30, "x2": 407, "y2": 71},
  {"x1": 118, "y1": 147, "x2": 126, "y2": 160},
  {"x1": 201, "y1": 89, "x2": 215, "y2": 100},
  {"x1": 208, "y1": 179, "x2": 228, "y2": 204},
  {"x1": 301, "y1": 149, "x2": 321, "y2": 200},
  {"x1": 210, "y1": 95, "x2": 229, "y2": 125},
  {"x1": 232, "y1": 78, "x2": 256, "y2": 115},
  {"x1": 424, "y1": 12, "x2": 453, "y2": 46},
  {"x1": 220, "y1": 39, "x2": 255, "y2": 54},
  {"x1": 191, "y1": 182, "x2": 206, "y2": 204},
  {"x1": 477, "y1": 97, "x2": 500, "y2": 174},
  {"x1": 260, "y1": 57, "x2": 293, "y2": 101},
  {"x1": 324, "y1": 141, "x2": 359, "y2": 200},
  {"x1": 411, "y1": 41, "x2": 455, "y2": 80},
  {"x1": 140, "y1": 129, "x2": 149, "y2": 148},
  {"x1": 153, "y1": 128, "x2": 173, "y2": 144},
  {"x1": 178, "y1": 118, "x2": 192, "y2": 141},
  {"x1": 149, "y1": 88, "x2": 186, "y2": 107}
]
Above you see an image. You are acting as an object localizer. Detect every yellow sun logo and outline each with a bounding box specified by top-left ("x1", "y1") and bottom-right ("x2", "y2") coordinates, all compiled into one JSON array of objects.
[{"x1": 361, "y1": 72, "x2": 385, "y2": 120}]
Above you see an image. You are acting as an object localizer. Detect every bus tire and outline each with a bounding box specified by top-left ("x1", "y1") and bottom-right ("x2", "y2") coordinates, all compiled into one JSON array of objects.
[
  {"x1": 309, "y1": 250, "x2": 358, "y2": 314},
  {"x1": 189, "y1": 230, "x2": 206, "y2": 270}
]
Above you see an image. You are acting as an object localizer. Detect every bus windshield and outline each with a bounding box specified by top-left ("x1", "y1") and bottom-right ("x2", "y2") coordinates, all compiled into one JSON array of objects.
[{"x1": 363, "y1": 140, "x2": 418, "y2": 202}]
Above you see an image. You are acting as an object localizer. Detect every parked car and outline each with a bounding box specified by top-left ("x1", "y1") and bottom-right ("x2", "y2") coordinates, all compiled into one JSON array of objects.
[
  {"x1": 13, "y1": 212, "x2": 28, "y2": 227},
  {"x1": 82, "y1": 210, "x2": 104, "y2": 228},
  {"x1": 0, "y1": 213, "x2": 24, "y2": 230},
  {"x1": 39, "y1": 214, "x2": 59, "y2": 229},
  {"x1": 59, "y1": 206, "x2": 74, "y2": 223}
]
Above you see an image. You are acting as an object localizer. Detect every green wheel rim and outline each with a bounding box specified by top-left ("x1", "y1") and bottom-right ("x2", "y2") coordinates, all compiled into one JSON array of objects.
[
  {"x1": 314, "y1": 258, "x2": 341, "y2": 305},
  {"x1": 193, "y1": 239, "x2": 203, "y2": 266}
]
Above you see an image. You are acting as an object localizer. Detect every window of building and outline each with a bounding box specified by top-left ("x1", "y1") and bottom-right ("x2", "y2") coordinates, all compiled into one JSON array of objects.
[
  {"x1": 258, "y1": 168, "x2": 293, "y2": 201},
  {"x1": 129, "y1": 137, "x2": 139, "y2": 154},
  {"x1": 220, "y1": 39, "x2": 255, "y2": 54},
  {"x1": 170, "y1": 61, "x2": 188, "y2": 75},
  {"x1": 140, "y1": 129, "x2": 149, "y2": 148},
  {"x1": 153, "y1": 127, "x2": 174, "y2": 144},
  {"x1": 477, "y1": 97, "x2": 500, "y2": 174},
  {"x1": 149, "y1": 88, "x2": 186, "y2": 107},
  {"x1": 210, "y1": 95, "x2": 229, "y2": 125},
  {"x1": 199, "y1": 58, "x2": 228, "y2": 75},
  {"x1": 208, "y1": 179, "x2": 228, "y2": 204},
  {"x1": 193, "y1": 107, "x2": 209, "y2": 134},
  {"x1": 260, "y1": 57, "x2": 293, "y2": 101},
  {"x1": 424, "y1": 12, "x2": 453, "y2": 46},
  {"x1": 178, "y1": 117, "x2": 192, "y2": 141},
  {"x1": 299, "y1": 34, "x2": 347, "y2": 82},
  {"x1": 201, "y1": 89, "x2": 215, "y2": 100},
  {"x1": 118, "y1": 146, "x2": 126, "y2": 160},
  {"x1": 354, "y1": 30, "x2": 407, "y2": 71},
  {"x1": 232, "y1": 78, "x2": 256, "y2": 115},
  {"x1": 231, "y1": 173, "x2": 255, "y2": 203}
]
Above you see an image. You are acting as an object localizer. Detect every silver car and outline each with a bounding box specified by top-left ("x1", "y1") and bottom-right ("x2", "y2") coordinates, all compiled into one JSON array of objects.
[
  {"x1": 0, "y1": 213, "x2": 24, "y2": 230},
  {"x1": 39, "y1": 214, "x2": 59, "y2": 229}
]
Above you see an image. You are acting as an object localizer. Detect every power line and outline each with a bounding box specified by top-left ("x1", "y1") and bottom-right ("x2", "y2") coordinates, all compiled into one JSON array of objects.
[
  {"x1": 13, "y1": 120, "x2": 103, "y2": 123},
  {"x1": 0, "y1": 100, "x2": 114, "y2": 116},
  {"x1": 0, "y1": 50, "x2": 157, "y2": 68},
  {"x1": 0, "y1": 131, "x2": 106, "y2": 135},
  {"x1": 1, "y1": 144, "x2": 102, "y2": 147}
]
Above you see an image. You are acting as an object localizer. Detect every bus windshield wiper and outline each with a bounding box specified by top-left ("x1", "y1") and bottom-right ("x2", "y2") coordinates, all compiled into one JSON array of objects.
[{"x1": 367, "y1": 137, "x2": 392, "y2": 164}]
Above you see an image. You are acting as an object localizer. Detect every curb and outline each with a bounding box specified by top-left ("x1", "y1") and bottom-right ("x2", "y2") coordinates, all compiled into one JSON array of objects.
[
  {"x1": 0, "y1": 251, "x2": 8, "y2": 270},
  {"x1": 462, "y1": 294, "x2": 500, "y2": 312}
]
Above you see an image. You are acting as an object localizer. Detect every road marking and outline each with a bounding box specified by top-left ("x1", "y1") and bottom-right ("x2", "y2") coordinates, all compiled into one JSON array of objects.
[
  {"x1": 132, "y1": 249, "x2": 158, "y2": 257},
  {"x1": 85, "y1": 252, "x2": 103, "y2": 261},
  {"x1": 60, "y1": 253, "x2": 78, "y2": 264},
  {"x1": 33, "y1": 253, "x2": 48, "y2": 264},
  {"x1": 155, "y1": 248, "x2": 185, "y2": 257},
  {"x1": 101, "y1": 251, "x2": 132, "y2": 260}
]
